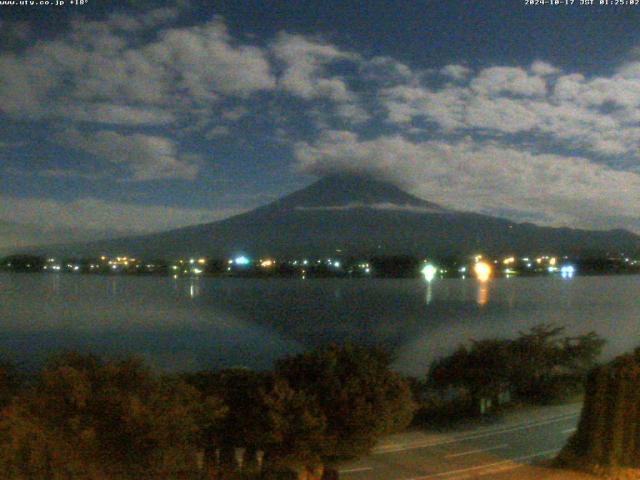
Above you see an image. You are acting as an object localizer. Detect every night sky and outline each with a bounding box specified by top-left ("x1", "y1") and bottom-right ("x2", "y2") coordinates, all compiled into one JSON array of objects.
[{"x1": 1, "y1": 0, "x2": 640, "y2": 250}]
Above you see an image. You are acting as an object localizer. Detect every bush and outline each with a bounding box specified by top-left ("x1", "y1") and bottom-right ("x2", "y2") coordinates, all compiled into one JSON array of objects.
[
  {"x1": 428, "y1": 325, "x2": 604, "y2": 407},
  {"x1": 276, "y1": 343, "x2": 417, "y2": 459},
  {"x1": 0, "y1": 352, "x2": 226, "y2": 480}
]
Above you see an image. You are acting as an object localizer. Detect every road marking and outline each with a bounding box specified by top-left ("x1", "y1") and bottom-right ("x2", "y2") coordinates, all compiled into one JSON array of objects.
[
  {"x1": 445, "y1": 444, "x2": 508, "y2": 458},
  {"x1": 339, "y1": 466, "x2": 373, "y2": 474},
  {"x1": 406, "y1": 448, "x2": 560, "y2": 479},
  {"x1": 374, "y1": 412, "x2": 579, "y2": 454},
  {"x1": 562, "y1": 427, "x2": 576, "y2": 434}
]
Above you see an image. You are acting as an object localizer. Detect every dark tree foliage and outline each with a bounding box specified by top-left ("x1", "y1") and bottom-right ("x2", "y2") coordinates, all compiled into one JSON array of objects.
[
  {"x1": 0, "y1": 359, "x2": 20, "y2": 409},
  {"x1": 0, "y1": 352, "x2": 226, "y2": 480},
  {"x1": 369, "y1": 255, "x2": 421, "y2": 278},
  {"x1": 184, "y1": 369, "x2": 327, "y2": 470},
  {"x1": 428, "y1": 325, "x2": 605, "y2": 404},
  {"x1": 276, "y1": 344, "x2": 417, "y2": 458},
  {"x1": 558, "y1": 347, "x2": 640, "y2": 472}
]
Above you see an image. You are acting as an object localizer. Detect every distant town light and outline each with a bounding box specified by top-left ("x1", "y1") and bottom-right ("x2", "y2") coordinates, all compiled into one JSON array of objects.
[
  {"x1": 560, "y1": 265, "x2": 575, "y2": 279},
  {"x1": 260, "y1": 259, "x2": 274, "y2": 268},
  {"x1": 421, "y1": 263, "x2": 438, "y2": 282},
  {"x1": 197, "y1": 258, "x2": 206, "y2": 265},
  {"x1": 474, "y1": 261, "x2": 492, "y2": 282},
  {"x1": 234, "y1": 256, "x2": 250, "y2": 266}
]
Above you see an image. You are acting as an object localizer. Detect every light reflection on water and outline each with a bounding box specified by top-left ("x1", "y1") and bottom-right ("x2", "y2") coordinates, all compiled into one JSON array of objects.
[{"x1": 0, "y1": 273, "x2": 638, "y2": 376}]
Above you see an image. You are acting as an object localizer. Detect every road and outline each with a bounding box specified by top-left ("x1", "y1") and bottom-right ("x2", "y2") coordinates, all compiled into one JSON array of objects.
[{"x1": 336, "y1": 403, "x2": 582, "y2": 480}]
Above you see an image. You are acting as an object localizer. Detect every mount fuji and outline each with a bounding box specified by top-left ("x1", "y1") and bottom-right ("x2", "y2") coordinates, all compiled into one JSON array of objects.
[{"x1": 25, "y1": 174, "x2": 640, "y2": 258}]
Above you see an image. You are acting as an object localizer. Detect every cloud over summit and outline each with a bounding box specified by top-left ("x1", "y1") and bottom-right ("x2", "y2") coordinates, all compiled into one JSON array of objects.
[{"x1": 1, "y1": 5, "x2": 639, "y2": 238}]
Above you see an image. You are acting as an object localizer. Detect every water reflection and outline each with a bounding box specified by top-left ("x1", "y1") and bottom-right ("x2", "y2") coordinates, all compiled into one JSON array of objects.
[
  {"x1": 476, "y1": 281, "x2": 489, "y2": 306},
  {"x1": 189, "y1": 278, "x2": 200, "y2": 299},
  {"x1": 1, "y1": 273, "x2": 639, "y2": 376},
  {"x1": 425, "y1": 282, "x2": 433, "y2": 305}
]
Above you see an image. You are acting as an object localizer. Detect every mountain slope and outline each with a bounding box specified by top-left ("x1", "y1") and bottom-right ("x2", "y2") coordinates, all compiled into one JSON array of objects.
[{"x1": 21, "y1": 174, "x2": 640, "y2": 258}]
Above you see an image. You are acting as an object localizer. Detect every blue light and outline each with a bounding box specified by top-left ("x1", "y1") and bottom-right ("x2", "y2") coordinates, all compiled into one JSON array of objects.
[
  {"x1": 234, "y1": 256, "x2": 250, "y2": 265},
  {"x1": 560, "y1": 265, "x2": 575, "y2": 278}
]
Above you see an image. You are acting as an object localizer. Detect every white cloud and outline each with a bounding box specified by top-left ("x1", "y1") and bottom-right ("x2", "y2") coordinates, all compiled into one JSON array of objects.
[
  {"x1": 382, "y1": 85, "x2": 467, "y2": 129},
  {"x1": 63, "y1": 103, "x2": 176, "y2": 126},
  {"x1": 57, "y1": 129, "x2": 200, "y2": 181},
  {"x1": 295, "y1": 202, "x2": 446, "y2": 214},
  {"x1": 294, "y1": 131, "x2": 640, "y2": 232},
  {"x1": 206, "y1": 125, "x2": 231, "y2": 139},
  {"x1": 530, "y1": 60, "x2": 559, "y2": 76},
  {"x1": 470, "y1": 66, "x2": 547, "y2": 97},
  {"x1": 0, "y1": 16, "x2": 275, "y2": 125},
  {"x1": 271, "y1": 33, "x2": 358, "y2": 102},
  {"x1": 335, "y1": 103, "x2": 370, "y2": 124},
  {"x1": 441, "y1": 64, "x2": 471, "y2": 81},
  {"x1": 0, "y1": 196, "x2": 239, "y2": 239},
  {"x1": 378, "y1": 59, "x2": 640, "y2": 160}
]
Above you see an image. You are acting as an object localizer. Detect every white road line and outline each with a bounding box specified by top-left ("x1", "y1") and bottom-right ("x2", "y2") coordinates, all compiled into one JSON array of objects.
[
  {"x1": 445, "y1": 444, "x2": 508, "y2": 458},
  {"x1": 374, "y1": 412, "x2": 579, "y2": 454},
  {"x1": 562, "y1": 427, "x2": 576, "y2": 434},
  {"x1": 406, "y1": 448, "x2": 560, "y2": 479},
  {"x1": 339, "y1": 466, "x2": 374, "y2": 474}
]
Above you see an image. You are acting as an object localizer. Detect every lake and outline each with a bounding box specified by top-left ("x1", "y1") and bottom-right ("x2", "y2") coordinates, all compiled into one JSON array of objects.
[{"x1": 0, "y1": 273, "x2": 638, "y2": 376}]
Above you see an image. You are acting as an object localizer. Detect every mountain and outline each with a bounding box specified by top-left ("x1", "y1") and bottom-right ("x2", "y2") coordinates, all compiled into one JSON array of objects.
[
  {"x1": 0, "y1": 220, "x2": 118, "y2": 256},
  {"x1": 20, "y1": 174, "x2": 640, "y2": 258}
]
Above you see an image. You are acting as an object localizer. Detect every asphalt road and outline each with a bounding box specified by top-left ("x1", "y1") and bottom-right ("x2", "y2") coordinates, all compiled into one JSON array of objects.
[{"x1": 336, "y1": 403, "x2": 582, "y2": 480}]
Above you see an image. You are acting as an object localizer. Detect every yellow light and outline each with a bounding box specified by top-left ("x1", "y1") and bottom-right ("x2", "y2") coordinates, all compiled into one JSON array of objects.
[
  {"x1": 198, "y1": 258, "x2": 206, "y2": 265},
  {"x1": 474, "y1": 261, "x2": 492, "y2": 282},
  {"x1": 260, "y1": 259, "x2": 274, "y2": 268},
  {"x1": 549, "y1": 257, "x2": 557, "y2": 266},
  {"x1": 502, "y1": 256, "x2": 515, "y2": 265}
]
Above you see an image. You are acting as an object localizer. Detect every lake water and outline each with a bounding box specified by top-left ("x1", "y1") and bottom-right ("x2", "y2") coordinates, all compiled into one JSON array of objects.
[{"x1": 0, "y1": 273, "x2": 638, "y2": 376}]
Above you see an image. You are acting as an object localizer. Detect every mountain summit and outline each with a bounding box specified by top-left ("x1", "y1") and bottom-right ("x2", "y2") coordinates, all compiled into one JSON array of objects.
[
  {"x1": 24, "y1": 175, "x2": 640, "y2": 258},
  {"x1": 266, "y1": 174, "x2": 446, "y2": 212}
]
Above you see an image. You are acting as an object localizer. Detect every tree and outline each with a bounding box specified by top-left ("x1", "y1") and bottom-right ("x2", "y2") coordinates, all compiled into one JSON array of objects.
[
  {"x1": 276, "y1": 344, "x2": 417, "y2": 458},
  {"x1": 557, "y1": 348, "x2": 640, "y2": 474},
  {"x1": 185, "y1": 368, "x2": 328, "y2": 474},
  {"x1": 428, "y1": 325, "x2": 605, "y2": 405},
  {"x1": 0, "y1": 352, "x2": 226, "y2": 480}
]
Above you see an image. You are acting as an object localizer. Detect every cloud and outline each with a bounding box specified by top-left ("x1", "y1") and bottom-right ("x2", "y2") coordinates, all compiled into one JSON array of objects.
[
  {"x1": 377, "y1": 60, "x2": 640, "y2": 160},
  {"x1": 0, "y1": 15, "x2": 275, "y2": 124},
  {"x1": 63, "y1": 103, "x2": 176, "y2": 126},
  {"x1": 271, "y1": 33, "x2": 359, "y2": 102},
  {"x1": 57, "y1": 129, "x2": 200, "y2": 181},
  {"x1": 0, "y1": 196, "x2": 240, "y2": 240},
  {"x1": 206, "y1": 125, "x2": 231, "y2": 139},
  {"x1": 382, "y1": 85, "x2": 468, "y2": 129},
  {"x1": 530, "y1": 60, "x2": 559, "y2": 76},
  {"x1": 470, "y1": 66, "x2": 547, "y2": 97},
  {"x1": 440, "y1": 64, "x2": 471, "y2": 81},
  {"x1": 294, "y1": 131, "x2": 640, "y2": 232},
  {"x1": 335, "y1": 103, "x2": 370, "y2": 124},
  {"x1": 152, "y1": 18, "x2": 275, "y2": 100},
  {"x1": 295, "y1": 202, "x2": 446, "y2": 214}
]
